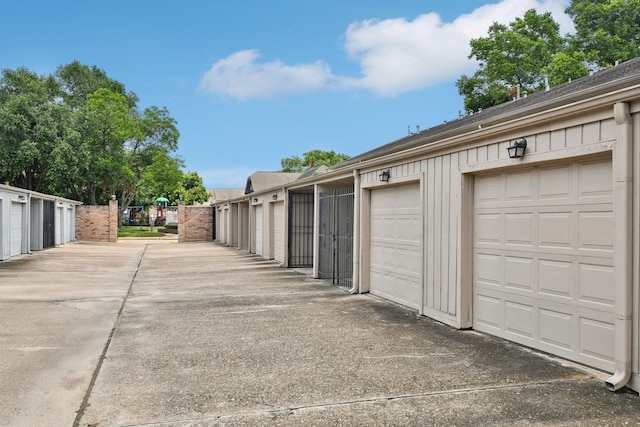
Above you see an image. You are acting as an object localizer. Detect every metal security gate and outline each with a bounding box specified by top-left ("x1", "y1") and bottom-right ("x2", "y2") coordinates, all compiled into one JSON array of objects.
[
  {"x1": 319, "y1": 186, "x2": 354, "y2": 288},
  {"x1": 288, "y1": 192, "x2": 314, "y2": 267},
  {"x1": 43, "y1": 200, "x2": 55, "y2": 249}
]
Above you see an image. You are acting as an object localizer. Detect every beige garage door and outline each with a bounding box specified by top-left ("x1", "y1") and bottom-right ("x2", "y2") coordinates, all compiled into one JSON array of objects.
[
  {"x1": 370, "y1": 184, "x2": 422, "y2": 310},
  {"x1": 473, "y1": 158, "x2": 615, "y2": 372},
  {"x1": 10, "y1": 202, "x2": 24, "y2": 256},
  {"x1": 255, "y1": 205, "x2": 263, "y2": 256},
  {"x1": 273, "y1": 202, "x2": 285, "y2": 263}
]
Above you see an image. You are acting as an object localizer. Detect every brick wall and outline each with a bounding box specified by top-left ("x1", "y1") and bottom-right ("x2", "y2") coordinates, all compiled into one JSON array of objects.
[
  {"x1": 75, "y1": 199, "x2": 118, "y2": 242},
  {"x1": 178, "y1": 202, "x2": 213, "y2": 242}
]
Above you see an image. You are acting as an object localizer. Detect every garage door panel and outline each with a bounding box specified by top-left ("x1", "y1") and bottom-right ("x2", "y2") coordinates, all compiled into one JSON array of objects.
[
  {"x1": 504, "y1": 256, "x2": 533, "y2": 291},
  {"x1": 10, "y1": 202, "x2": 24, "y2": 256},
  {"x1": 370, "y1": 184, "x2": 422, "y2": 310},
  {"x1": 578, "y1": 263, "x2": 614, "y2": 307},
  {"x1": 578, "y1": 160, "x2": 613, "y2": 196},
  {"x1": 475, "y1": 294, "x2": 502, "y2": 329},
  {"x1": 579, "y1": 211, "x2": 614, "y2": 250},
  {"x1": 539, "y1": 260, "x2": 572, "y2": 297},
  {"x1": 473, "y1": 159, "x2": 615, "y2": 372},
  {"x1": 539, "y1": 165, "x2": 571, "y2": 198},
  {"x1": 273, "y1": 202, "x2": 285, "y2": 263},
  {"x1": 505, "y1": 212, "x2": 534, "y2": 245},
  {"x1": 579, "y1": 318, "x2": 615, "y2": 363},
  {"x1": 255, "y1": 205, "x2": 263, "y2": 256},
  {"x1": 539, "y1": 309, "x2": 573, "y2": 350},
  {"x1": 539, "y1": 212, "x2": 572, "y2": 247},
  {"x1": 505, "y1": 300, "x2": 535, "y2": 340}
]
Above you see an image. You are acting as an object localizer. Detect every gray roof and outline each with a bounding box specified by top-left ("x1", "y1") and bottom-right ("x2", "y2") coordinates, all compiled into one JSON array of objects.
[
  {"x1": 337, "y1": 57, "x2": 640, "y2": 168},
  {"x1": 245, "y1": 171, "x2": 303, "y2": 194},
  {"x1": 207, "y1": 188, "x2": 245, "y2": 203}
]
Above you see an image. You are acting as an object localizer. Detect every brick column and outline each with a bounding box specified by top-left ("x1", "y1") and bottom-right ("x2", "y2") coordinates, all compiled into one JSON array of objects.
[
  {"x1": 178, "y1": 201, "x2": 185, "y2": 242},
  {"x1": 108, "y1": 199, "x2": 118, "y2": 242}
]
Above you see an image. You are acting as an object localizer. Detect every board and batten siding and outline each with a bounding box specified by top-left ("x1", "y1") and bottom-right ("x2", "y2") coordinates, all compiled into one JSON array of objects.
[{"x1": 360, "y1": 114, "x2": 618, "y2": 329}]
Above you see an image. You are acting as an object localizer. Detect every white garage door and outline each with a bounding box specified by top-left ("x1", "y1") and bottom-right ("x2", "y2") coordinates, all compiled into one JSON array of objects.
[
  {"x1": 473, "y1": 159, "x2": 615, "y2": 372},
  {"x1": 66, "y1": 208, "x2": 73, "y2": 243},
  {"x1": 255, "y1": 205, "x2": 263, "y2": 256},
  {"x1": 273, "y1": 202, "x2": 285, "y2": 263},
  {"x1": 370, "y1": 184, "x2": 422, "y2": 310},
  {"x1": 10, "y1": 202, "x2": 24, "y2": 256},
  {"x1": 56, "y1": 206, "x2": 64, "y2": 245}
]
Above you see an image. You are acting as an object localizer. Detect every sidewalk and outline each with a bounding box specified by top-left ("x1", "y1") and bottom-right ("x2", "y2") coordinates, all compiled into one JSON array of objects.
[{"x1": 1, "y1": 241, "x2": 639, "y2": 426}]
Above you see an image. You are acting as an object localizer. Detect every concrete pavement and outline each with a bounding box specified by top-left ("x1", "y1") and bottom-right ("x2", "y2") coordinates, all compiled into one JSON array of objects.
[{"x1": 1, "y1": 240, "x2": 639, "y2": 426}]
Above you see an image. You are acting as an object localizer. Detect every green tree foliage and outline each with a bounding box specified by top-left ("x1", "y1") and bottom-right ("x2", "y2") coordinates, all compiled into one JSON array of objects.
[
  {"x1": 0, "y1": 61, "x2": 204, "y2": 211},
  {"x1": 0, "y1": 68, "x2": 70, "y2": 191},
  {"x1": 566, "y1": 0, "x2": 640, "y2": 67},
  {"x1": 456, "y1": 10, "x2": 587, "y2": 112},
  {"x1": 458, "y1": 2, "x2": 640, "y2": 111},
  {"x1": 175, "y1": 171, "x2": 210, "y2": 205},
  {"x1": 280, "y1": 149, "x2": 350, "y2": 172}
]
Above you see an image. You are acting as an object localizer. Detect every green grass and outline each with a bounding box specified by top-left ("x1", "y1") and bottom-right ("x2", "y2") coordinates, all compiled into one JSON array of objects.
[{"x1": 118, "y1": 225, "x2": 164, "y2": 238}]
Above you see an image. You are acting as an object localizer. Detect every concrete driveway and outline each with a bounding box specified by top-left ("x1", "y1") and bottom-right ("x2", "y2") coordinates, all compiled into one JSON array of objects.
[{"x1": 1, "y1": 241, "x2": 639, "y2": 427}]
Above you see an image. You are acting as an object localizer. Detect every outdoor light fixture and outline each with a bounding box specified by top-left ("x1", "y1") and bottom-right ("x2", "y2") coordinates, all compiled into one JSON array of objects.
[
  {"x1": 272, "y1": 193, "x2": 278, "y2": 200},
  {"x1": 18, "y1": 195, "x2": 25, "y2": 200},
  {"x1": 111, "y1": 194, "x2": 116, "y2": 200},
  {"x1": 379, "y1": 169, "x2": 391, "y2": 182},
  {"x1": 253, "y1": 198, "x2": 258, "y2": 203},
  {"x1": 507, "y1": 138, "x2": 527, "y2": 159}
]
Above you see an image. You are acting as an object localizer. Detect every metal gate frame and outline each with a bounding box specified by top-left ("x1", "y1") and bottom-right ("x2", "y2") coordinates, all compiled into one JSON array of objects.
[
  {"x1": 43, "y1": 200, "x2": 55, "y2": 249},
  {"x1": 318, "y1": 186, "x2": 354, "y2": 288},
  {"x1": 288, "y1": 192, "x2": 314, "y2": 267}
]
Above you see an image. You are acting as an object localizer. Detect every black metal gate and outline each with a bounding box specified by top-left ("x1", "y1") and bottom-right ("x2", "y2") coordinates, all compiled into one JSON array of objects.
[
  {"x1": 288, "y1": 192, "x2": 314, "y2": 267},
  {"x1": 318, "y1": 186, "x2": 354, "y2": 288},
  {"x1": 43, "y1": 200, "x2": 55, "y2": 249}
]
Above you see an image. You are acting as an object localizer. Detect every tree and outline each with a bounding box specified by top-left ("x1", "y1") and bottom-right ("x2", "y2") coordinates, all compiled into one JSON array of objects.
[
  {"x1": 566, "y1": 0, "x2": 640, "y2": 67},
  {"x1": 0, "y1": 68, "x2": 71, "y2": 192},
  {"x1": 175, "y1": 171, "x2": 209, "y2": 205},
  {"x1": 457, "y1": 9, "x2": 588, "y2": 111},
  {"x1": 137, "y1": 148, "x2": 184, "y2": 205},
  {"x1": 53, "y1": 62, "x2": 180, "y2": 210},
  {"x1": 280, "y1": 149, "x2": 350, "y2": 172}
]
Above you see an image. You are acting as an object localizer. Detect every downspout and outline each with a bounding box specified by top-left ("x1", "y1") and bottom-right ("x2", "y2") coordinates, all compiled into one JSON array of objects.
[
  {"x1": 606, "y1": 102, "x2": 633, "y2": 392},
  {"x1": 349, "y1": 169, "x2": 361, "y2": 294}
]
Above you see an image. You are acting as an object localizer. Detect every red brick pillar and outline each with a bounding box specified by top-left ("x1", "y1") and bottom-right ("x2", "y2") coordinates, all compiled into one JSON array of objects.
[
  {"x1": 108, "y1": 199, "x2": 118, "y2": 242},
  {"x1": 178, "y1": 201, "x2": 185, "y2": 242}
]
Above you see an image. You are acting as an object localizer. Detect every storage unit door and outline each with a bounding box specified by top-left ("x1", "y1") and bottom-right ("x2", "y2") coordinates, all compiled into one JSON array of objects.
[
  {"x1": 56, "y1": 207, "x2": 64, "y2": 245},
  {"x1": 255, "y1": 205, "x2": 263, "y2": 256},
  {"x1": 473, "y1": 159, "x2": 615, "y2": 372},
  {"x1": 65, "y1": 208, "x2": 73, "y2": 243},
  {"x1": 369, "y1": 184, "x2": 422, "y2": 310},
  {"x1": 273, "y1": 202, "x2": 285, "y2": 263},
  {"x1": 10, "y1": 202, "x2": 23, "y2": 256},
  {"x1": 43, "y1": 200, "x2": 55, "y2": 249}
]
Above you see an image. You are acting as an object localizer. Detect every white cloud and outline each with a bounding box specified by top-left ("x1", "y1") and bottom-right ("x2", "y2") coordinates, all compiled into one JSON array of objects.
[
  {"x1": 198, "y1": 49, "x2": 335, "y2": 101},
  {"x1": 199, "y1": 0, "x2": 572, "y2": 100},
  {"x1": 344, "y1": 0, "x2": 572, "y2": 96}
]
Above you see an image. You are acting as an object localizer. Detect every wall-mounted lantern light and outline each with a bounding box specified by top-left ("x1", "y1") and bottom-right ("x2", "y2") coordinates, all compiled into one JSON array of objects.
[
  {"x1": 18, "y1": 195, "x2": 26, "y2": 200},
  {"x1": 272, "y1": 193, "x2": 278, "y2": 200},
  {"x1": 253, "y1": 198, "x2": 258, "y2": 203},
  {"x1": 379, "y1": 169, "x2": 391, "y2": 182},
  {"x1": 507, "y1": 138, "x2": 527, "y2": 159},
  {"x1": 111, "y1": 194, "x2": 116, "y2": 200}
]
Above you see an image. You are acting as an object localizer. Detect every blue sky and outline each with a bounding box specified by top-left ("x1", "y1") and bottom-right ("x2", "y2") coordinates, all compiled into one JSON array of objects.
[{"x1": 1, "y1": 1, "x2": 573, "y2": 189}]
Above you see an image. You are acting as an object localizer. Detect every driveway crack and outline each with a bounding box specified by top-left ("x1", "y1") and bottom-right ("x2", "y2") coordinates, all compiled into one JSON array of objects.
[{"x1": 72, "y1": 244, "x2": 148, "y2": 427}]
